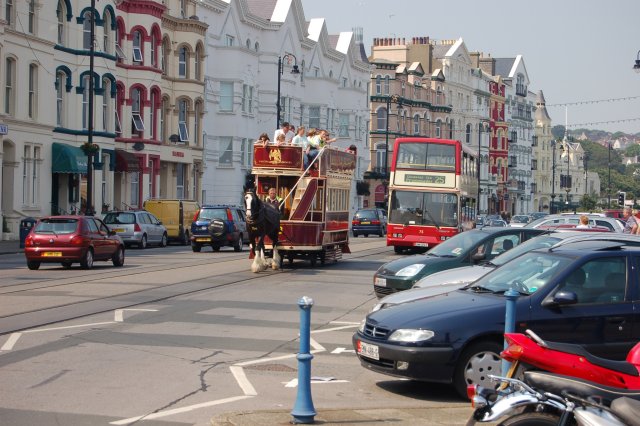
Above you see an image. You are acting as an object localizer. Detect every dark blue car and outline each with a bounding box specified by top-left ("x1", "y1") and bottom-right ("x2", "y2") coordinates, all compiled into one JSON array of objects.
[
  {"x1": 190, "y1": 205, "x2": 247, "y2": 252},
  {"x1": 354, "y1": 236, "x2": 640, "y2": 398}
]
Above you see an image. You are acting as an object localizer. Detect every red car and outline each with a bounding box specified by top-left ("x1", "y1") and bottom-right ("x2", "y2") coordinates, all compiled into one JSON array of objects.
[{"x1": 24, "y1": 216, "x2": 125, "y2": 270}]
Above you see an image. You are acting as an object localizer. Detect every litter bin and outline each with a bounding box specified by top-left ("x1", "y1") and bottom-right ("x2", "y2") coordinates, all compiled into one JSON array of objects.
[{"x1": 19, "y1": 217, "x2": 37, "y2": 249}]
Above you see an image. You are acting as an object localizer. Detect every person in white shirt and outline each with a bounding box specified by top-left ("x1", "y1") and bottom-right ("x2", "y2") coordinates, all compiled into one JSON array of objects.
[
  {"x1": 274, "y1": 122, "x2": 295, "y2": 144},
  {"x1": 291, "y1": 126, "x2": 308, "y2": 150}
]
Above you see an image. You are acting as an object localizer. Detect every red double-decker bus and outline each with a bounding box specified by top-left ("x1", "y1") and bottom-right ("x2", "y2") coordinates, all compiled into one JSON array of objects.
[{"x1": 386, "y1": 137, "x2": 478, "y2": 253}]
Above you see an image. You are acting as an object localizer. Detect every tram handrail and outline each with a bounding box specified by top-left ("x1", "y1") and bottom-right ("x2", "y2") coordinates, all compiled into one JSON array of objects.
[{"x1": 278, "y1": 147, "x2": 326, "y2": 210}]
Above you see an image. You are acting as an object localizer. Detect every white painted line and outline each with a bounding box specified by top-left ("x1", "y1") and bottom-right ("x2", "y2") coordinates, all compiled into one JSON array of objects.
[
  {"x1": 229, "y1": 366, "x2": 258, "y2": 396},
  {"x1": 235, "y1": 352, "x2": 297, "y2": 367},
  {"x1": 283, "y1": 378, "x2": 350, "y2": 388},
  {"x1": 331, "y1": 347, "x2": 356, "y2": 354},
  {"x1": 284, "y1": 378, "x2": 298, "y2": 388},
  {"x1": 309, "y1": 337, "x2": 325, "y2": 352},
  {"x1": 311, "y1": 325, "x2": 359, "y2": 334},
  {"x1": 329, "y1": 321, "x2": 361, "y2": 325},
  {"x1": 109, "y1": 395, "x2": 253, "y2": 425},
  {"x1": 1, "y1": 333, "x2": 22, "y2": 351},
  {"x1": 115, "y1": 308, "x2": 158, "y2": 322},
  {"x1": 25, "y1": 321, "x2": 116, "y2": 333}
]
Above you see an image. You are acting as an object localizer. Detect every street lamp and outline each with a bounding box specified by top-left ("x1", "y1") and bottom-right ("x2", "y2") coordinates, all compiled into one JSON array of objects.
[
  {"x1": 85, "y1": 0, "x2": 97, "y2": 216},
  {"x1": 477, "y1": 122, "x2": 483, "y2": 218},
  {"x1": 550, "y1": 140, "x2": 556, "y2": 213},
  {"x1": 383, "y1": 94, "x2": 401, "y2": 177},
  {"x1": 608, "y1": 142, "x2": 612, "y2": 208},
  {"x1": 583, "y1": 152, "x2": 590, "y2": 197},
  {"x1": 562, "y1": 144, "x2": 571, "y2": 211},
  {"x1": 276, "y1": 54, "x2": 300, "y2": 129},
  {"x1": 634, "y1": 50, "x2": 640, "y2": 73}
]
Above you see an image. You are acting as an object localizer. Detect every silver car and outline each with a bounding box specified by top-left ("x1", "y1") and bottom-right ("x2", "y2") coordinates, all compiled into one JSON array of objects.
[
  {"x1": 525, "y1": 214, "x2": 623, "y2": 232},
  {"x1": 103, "y1": 211, "x2": 168, "y2": 249}
]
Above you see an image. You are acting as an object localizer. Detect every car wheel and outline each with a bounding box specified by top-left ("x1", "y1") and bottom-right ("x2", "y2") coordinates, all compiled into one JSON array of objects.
[
  {"x1": 112, "y1": 246, "x2": 125, "y2": 267},
  {"x1": 378, "y1": 228, "x2": 384, "y2": 237},
  {"x1": 27, "y1": 261, "x2": 40, "y2": 270},
  {"x1": 234, "y1": 234, "x2": 244, "y2": 252},
  {"x1": 80, "y1": 248, "x2": 94, "y2": 270},
  {"x1": 454, "y1": 340, "x2": 502, "y2": 399},
  {"x1": 160, "y1": 233, "x2": 168, "y2": 248},
  {"x1": 192, "y1": 244, "x2": 202, "y2": 253},
  {"x1": 352, "y1": 231, "x2": 358, "y2": 237},
  {"x1": 499, "y1": 413, "x2": 560, "y2": 426},
  {"x1": 138, "y1": 234, "x2": 148, "y2": 249},
  {"x1": 364, "y1": 233, "x2": 369, "y2": 238},
  {"x1": 182, "y1": 231, "x2": 190, "y2": 246},
  {"x1": 212, "y1": 245, "x2": 221, "y2": 252},
  {"x1": 61, "y1": 261, "x2": 72, "y2": 269}
]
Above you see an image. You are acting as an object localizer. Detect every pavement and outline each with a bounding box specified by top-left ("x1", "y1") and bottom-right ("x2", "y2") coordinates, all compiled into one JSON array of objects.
[
  {"x1": 210, "y1": 406, "x2": 474, "y2": 425},
  {"x1": 0, "y1": 239, "x2": 20, "y2": 255}
]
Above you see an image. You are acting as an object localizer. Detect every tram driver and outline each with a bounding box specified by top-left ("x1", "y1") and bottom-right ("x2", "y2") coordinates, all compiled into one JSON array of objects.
[{"x1": 265, "y1": 187, "x2": 285, "y2": 218}]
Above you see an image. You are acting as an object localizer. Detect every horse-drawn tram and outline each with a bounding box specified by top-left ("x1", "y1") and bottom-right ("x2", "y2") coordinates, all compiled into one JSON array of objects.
[{"x1": 250, "y1": 144, "x2": 356, "y2": 266}]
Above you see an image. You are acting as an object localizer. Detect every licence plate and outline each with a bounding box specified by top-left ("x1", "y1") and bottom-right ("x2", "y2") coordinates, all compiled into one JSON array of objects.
[
  {"x1": 196, "y1": 238, "x2": 211, "y2": 242},
  {"x1": 375, "y1": 277, "x2": 386, "y2": 287},
  {"x1": 415, "y1": 242, "x2": 428, "y2": 247},
  {"x1": 360, "y1": 221, "x2": 370, "y2": 225},
  {"x1": 114, "y1": 228, "x2": 125, "y2": 233},
  {"x1": 43, "y1": 252, "x2": 62, "y2": 257},
  {"x1": 357, "y1": 340, "x2": 379, "y2": 360}
]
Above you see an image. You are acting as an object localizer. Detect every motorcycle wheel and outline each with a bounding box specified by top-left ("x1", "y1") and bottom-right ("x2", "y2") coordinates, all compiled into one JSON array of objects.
[{"x1": 498, "y1": 413, "x2": 560, "y2": 426}]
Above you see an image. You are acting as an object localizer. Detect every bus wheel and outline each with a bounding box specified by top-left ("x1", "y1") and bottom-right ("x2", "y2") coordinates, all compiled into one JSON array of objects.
[{"x1": 394, "y1": 246, "x2": 404, "y2": 254}]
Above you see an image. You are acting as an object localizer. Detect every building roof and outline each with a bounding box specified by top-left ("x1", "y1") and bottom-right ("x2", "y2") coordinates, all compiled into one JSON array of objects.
[
  {"x1": 431, "y1": 44, "x2": 451, "y2": 60},
  {"x1": 535, "y1": 90, "x2": 552, "y2": 122},
  {"x1": 494, "y1": 58, "x2": 516, "y2": 77},
  {"x1": 245, "y1": 0, "x2": 279, "y2": 21}
]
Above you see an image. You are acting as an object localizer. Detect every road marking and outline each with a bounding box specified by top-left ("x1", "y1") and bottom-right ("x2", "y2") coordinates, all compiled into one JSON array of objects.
[
  {"x1": 114, "y1": 308, "x2": 158, "y2": 322},
  {"x1": 329, "y1": 321, "x2": 361, "y2": 325},
  {"x1": 311, "y1": 325, "x2": 359, "y2": 334},
  {"x1": 283, "y1": 378, "x2": 350, "y2": 388},
  {"x1": 1, "y1": 333, "x2": 22, "y2": 351},
  {"x1": 309, "y1": 337, "x2": 325, "y2": 351},
  {"x1": 109, "y1": 395, "x2": 253, "y2": 425},
  {"x1": 331, "y1": 347, "x2": 355, "y2": 354},
  {"x1": 26, "y1": 321, "x2": 117, "y2": 333},
  {"x1": 229, "y1": 366, "x2": 258, "y2": 396}
]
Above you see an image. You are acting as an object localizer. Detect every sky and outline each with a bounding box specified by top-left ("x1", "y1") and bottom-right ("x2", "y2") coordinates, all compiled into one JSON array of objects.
[{"x1": 301, "y1": 0, "x2": 640, "y2": 135}]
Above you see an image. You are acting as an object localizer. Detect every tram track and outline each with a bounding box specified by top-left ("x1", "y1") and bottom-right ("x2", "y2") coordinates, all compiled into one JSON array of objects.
[{"x1": 0, "y1": 243, "x2": 390, "y2": 335}]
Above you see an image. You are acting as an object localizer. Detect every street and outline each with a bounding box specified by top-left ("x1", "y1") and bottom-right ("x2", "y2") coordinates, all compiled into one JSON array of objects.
[{"x1": 0, "y1": 238, "x2": 470, "y2": 425}]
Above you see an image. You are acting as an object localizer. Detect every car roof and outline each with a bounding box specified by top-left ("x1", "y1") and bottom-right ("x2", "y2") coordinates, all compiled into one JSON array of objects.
[
  {"x1": 543, "y1": 234, "x2": 640, "y2": 253},
  {"x1": 201, "y1": 204, "x2": 241, "y2": 209},
  {"x1": 468, "y1": 227, "x2": 540, "y2": 235}
]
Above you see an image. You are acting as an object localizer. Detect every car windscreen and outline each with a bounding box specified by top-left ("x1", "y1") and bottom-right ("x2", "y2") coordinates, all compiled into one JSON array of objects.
[
  {"x1": 354, "y1": 210, "x2": 377, "y2": 220},
  {"x1": 34, "y1": 219, "x2": 78, "y2": 234},
  {"x1": 492, "y1": 235, "x2": 562, "y2": 266},
  {"x1": 511, "y1": 215, "x2": 529, "y2": 224},
  {"x1": 199, "y1": 208, "x2": 228, "y2": 221},
  {"x1": 467, "y1": 251, "x2": 572, "y2": 295},
  {"x1": 429, "y1": 231, "x2": 487, "y2": 257},
  {"x1": 103, "y1": 212, "x2": 135, "y2": 225}
]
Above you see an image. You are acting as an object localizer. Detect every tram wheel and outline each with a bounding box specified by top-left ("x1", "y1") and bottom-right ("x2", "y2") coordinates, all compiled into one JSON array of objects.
[
  {"x1": 310, "y1": 256, "x2": 317, "y2": 267},
  {"x1": 288, "y1": 255, "x2": 294, "y2": 265},
  {"x1": 320, "y1": 251, "x2": 326, "y2": 265}
]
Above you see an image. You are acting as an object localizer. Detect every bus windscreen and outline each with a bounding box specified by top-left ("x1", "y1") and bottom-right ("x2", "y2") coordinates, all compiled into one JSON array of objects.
[
  {"x1": 389, "y1": 190, "x2": 458, "y2": 228},
  {"x1": 395, "y1": 142, "x2": 456, "y2": 171}
]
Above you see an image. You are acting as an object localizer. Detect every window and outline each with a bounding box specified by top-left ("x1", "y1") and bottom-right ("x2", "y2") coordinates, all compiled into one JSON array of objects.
[
  {"x1": 241, "y1": 138, "x2": 250, "y2": 167},
  {"x1": 375, "y1": 75, "x2": 381, "y2": 95},
  {"x1": 82, "y1": 75, "x2": 92, "y2": 129},
  {"x1": 225, "y1": 35, "x2": 234, "y2": 47},
  {"x1": 130, "y1": 172, "x2": 140, "y2": 207},
  {"x1": 102, "y1": 153, "x2": 110, "y2": 205},
  {"x1": 242, "y1": 84, "x2": 254, "y2": 114},
  {"x1": 160, "y1": 97, "x2": 168, "y2": 142},
  {"x1": 413, "y1": 115, "x2": 420, "y2": 135},
  {"x1": 376, "y1": 108, "x2": 387, "y2": 131},
  {"x1": 115, "y1": 84, "x2": 124, "y2": 134},
  {"x1": 342, "y1": 77, "x2": 347, "y2": 88},
  {"x1": 384, "y1": 75, "x2": 390, "y2": 95},
  {"x1": 178, "y1": 99, "x2": 189, "y2": 142},
  {"x1": 161, "y1": 38, "x2": 170, "y2": 73},
  {"x1": 435, "y1": 119, "x2": 442, "y2": 138},
  {"x1": 103, "y1": 11, "x2": 112, "y2": 54},
  {"x1": 56, "y1": 1, "x2": 65, "y2": 45},
  {"x1": 149, "y1": 91, "x2": 156, "y2": 139},
  {"x1": 147, "y1": 159, "x2": 154, "y2": 198},
  {"x1": 176, "y1": 163, "x2": 185, "y2": 199},
  {"x1": 219, "y1": 137, "x2": 233, "y2": 165},
  {"x1": 22, "y1": 146, "x2": 29, "y2": 205},
  {"x1": 375, "y1": 143, "x2": 386, "y2": 173},
  {"x1": 339, "y1": 113, "x2": 349, "y2": 137},
  {"x1": 466, "y1": 123, "x2": 471, "y2": 144},
  {"x1": 32, "y1": 146, "x2": 40, "y2": 205},
  {"x1": 28, "y1": 0, "x2": 36, "y2": 33},
  {"x1": 56, "y1": 72, "x2": 65, "y2": 126},
  {"x1": 6, "y1": 0, "x2": 13, "y2": 26},
  {"x1": 131, "y1": 88, "x2": 144, "y2": 133},
  {"x1": 5, "y1": 58, "x2": 15, "y2": 115},
  {"x1": 102, "y1": 78, "x2": 111, "y2": 131},
  {"x1": 194, "y1": 101, "x2": 201, "y2": 146},
  {"x1": 150, "y1": 33, "x2": 157, "y2": 67},
  {"x1": 83, "y1": 11, "x2": 92, "y2": 49},
  {"x1": 195, "y1": 45, "x2": 202, "y2": 80},
  {"x1": 309, "y1": 106, "x2": 320, "y2": 128},
  {"x1": 219, "y1": 82, "x2": 233, "y2": 112},
  {"x1": 178, "y1": 47, "x2": 187, "y2": 78},
  {"x1": 132, "y1": 31, "x2": 143, "y2": 63},
  {"x1": 28, "y1": 64, "x2": 37, "y2": 119}
]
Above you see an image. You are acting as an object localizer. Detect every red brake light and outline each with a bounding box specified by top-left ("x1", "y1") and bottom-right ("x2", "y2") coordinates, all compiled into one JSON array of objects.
[
  {"x1": 70, "y1": 235, "x2": 86, "y2": 245},
  {"x1": 226, "y1": 209, "x2": 233, "y2": 221},
  {"x1": 193, "y1": 211, "x2": 199, "y2": 221},
  {"x1": 24, "y1": 235, "x2": 34, "y2": 247},
  {"x1": 134, "y1": 223, "x2": 142, "y2": 232},
  {"x1": 371, "y1": 220, "x2": 381, "y2": 225},
  {"x1": 501, "y1": 341, "x2": 524, "y2": 362},
  {"x1": 352, "y1": 220, "x2": 359, "y2": 225},
  {"x1": 467, "y1": 385, "x2": 477, "y2": 405}
]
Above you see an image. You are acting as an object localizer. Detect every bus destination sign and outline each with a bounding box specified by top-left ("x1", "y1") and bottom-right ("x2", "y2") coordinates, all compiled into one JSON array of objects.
[{"x1": 404, "y1": 174, "x2": 446, "y2": 185}]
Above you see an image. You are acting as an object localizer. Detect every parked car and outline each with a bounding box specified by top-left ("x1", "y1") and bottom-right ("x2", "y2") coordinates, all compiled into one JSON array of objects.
[
  {"x1": 352, "y1": 208, "x2": 387, "y2": 237},
  {"x1": 103, "y1": 210, "x2": 168, "y2": 248},
  {"x1": 508, "y1": 214, "x2": 531, "y2": 227},
  {"x1": 525, "y1": 214, "x2": 623, "y2": 232},
  {"x1": 354, "y1": 236, "x2": 640, "y2": 398},
  {"x1": 190, "y1": 205, "x2": 247, "y2": 252},
  {"x1": 372, "y1": 227, "x2": 544, "y2": 298},
  {"x1": 528, "y1": 212, "x2": 548, "y2": 221},
  {"x1": 487, "y1": 218, "x2": 507, "y2": 227},
  {"x1": 143, "y1": 199, "x2": 199, "y2": 245},
  {"x1": 370, "y1": 230, "x2": 628, "y2": 312},
  {"x1": 24, "y1": 216, "x2": 125, "y2": 270}
]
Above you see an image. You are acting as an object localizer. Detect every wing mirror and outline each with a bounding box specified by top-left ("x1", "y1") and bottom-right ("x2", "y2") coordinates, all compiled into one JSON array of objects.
[{"x1": 541, "y1": 290, "x2": 578, "y2": 308}]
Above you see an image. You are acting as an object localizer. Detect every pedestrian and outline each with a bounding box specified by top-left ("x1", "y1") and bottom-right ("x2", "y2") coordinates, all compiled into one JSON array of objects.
[
  {"x1": 576, "y1": 215, "x2": 590, "y2": 229},
  {"x1": 255, "y1": 133, "x2": 270, "y2": 147},
  {"x1": 346, "y1": 144, "x2": 357, "y2": 154},
  {"x1": 622, "y1": 207, "x2": 638, "y2": 234},
  {"x1": 275, "y1": 133, "x2": 286, "y2": 146},
  {"x1": 318, "y1": 129, "x2": 337, "y2": 147},
  {"x1": 273, "y1": 122, "x2": 294, "y2": 144},
  {"x1": 291, "y1": 126, "x2": 308, "y2": 149},
  {"x1": 304, "y1": 128, "x2": 320, "y2": 169},
  {"x1": 265, "y1": 187, "x2": 284, "y2": 217}
]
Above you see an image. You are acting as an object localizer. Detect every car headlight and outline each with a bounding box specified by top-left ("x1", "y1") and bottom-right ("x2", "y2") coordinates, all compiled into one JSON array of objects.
[
  {"x1": 388, "y1": 329, "x2": 435, "y2": 342},
  {"x1": 396, "y1": 264, "x2": 426, "y2": 277},
  {"x1": 370, "y1": 303, "x2": 383, "y2": 313},
  {"x1": 358, "y1": 320, "x2": 366, "y2": 333}
]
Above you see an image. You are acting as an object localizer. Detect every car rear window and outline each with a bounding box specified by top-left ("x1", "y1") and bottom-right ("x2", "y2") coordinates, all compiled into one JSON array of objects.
[
  {"x1": 103, "y1": 212, "x2": 136, "y2": 225},
  {"x1": 199, "y1": 208, "x2": 228, "y2": 221},
  {"x1": 35, "y1": 219, "x2": 78, "y2": 234},
  {"x1": 355, "y1": 210, "x2": 377, "y2": 220}
]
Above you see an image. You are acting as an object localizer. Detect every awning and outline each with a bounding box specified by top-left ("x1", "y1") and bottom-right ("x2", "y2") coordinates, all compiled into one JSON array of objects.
[
  {"x1": 115, "y1": 149, "x2": 141, "y2": 172},
  {"x1": 52, "y1": 142, "x2": 88, "y2": 174}
]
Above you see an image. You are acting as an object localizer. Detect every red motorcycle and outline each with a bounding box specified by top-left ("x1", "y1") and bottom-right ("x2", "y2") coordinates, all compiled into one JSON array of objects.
[{"x1": 502, "y1": 330, "x2": 640, "y2": 389}]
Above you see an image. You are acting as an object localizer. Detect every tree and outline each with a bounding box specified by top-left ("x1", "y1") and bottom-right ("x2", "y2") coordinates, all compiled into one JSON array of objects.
[
  {"x1": 579, "y1": 193, "x2": 598, "y2": 211},
  {"x1": 551, "y1": 125, "x2": 566, "y2": 140},
  {"x1": 626, "y1": 144, "x2": 640, "y2": 158}
]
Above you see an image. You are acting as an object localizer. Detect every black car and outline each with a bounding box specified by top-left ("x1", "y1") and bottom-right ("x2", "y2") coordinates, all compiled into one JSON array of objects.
[
  {"x1": 352, "y1": 208, "x2": 387, "y2": 237},
  {"x1": 190, "y1": 205, "x2": 247, "y2": 252},
  {"x1": 354, "y1": 235, "x2": 640, "y2": 398},
  {"x1": 373, "y1": 227, "x2": 544, "y2": 298}
]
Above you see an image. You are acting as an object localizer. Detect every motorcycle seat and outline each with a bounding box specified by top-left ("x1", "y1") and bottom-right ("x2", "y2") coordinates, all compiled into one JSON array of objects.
[
  {"x1": 545, "y1": 341, "x2": 639, "y2": 377},
  {"x1": 524, "y1": 371, "x2": 640, "y2": 405},
  {"x1": 611, "y1": 397, "x2": 640, "y2": 426}
]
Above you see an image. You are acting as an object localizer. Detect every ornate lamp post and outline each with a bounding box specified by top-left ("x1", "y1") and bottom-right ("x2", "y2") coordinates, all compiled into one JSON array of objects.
[
  {"x1": 550, "y1": 141, "x2": 556, "y2": 214},
  {"x1": 383, "y1": 94, "x2": 401, "y2": 178},
  {"x1": 85, "y1": 0, "x2": 97, "y2": 216},
  {"x1": 608, "y1": 142, "x2": 612, "y2": 208},
  {"x1": 276, "y1": 54, "x2": 300, "y2": 129}
]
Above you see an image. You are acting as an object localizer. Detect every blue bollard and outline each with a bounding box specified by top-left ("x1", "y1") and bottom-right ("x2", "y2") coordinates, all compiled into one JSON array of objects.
[
  {"x1": 291, "y1": 296, "x2": 316, "y2": 424},
  {"x1": 502, "y1": 288, "x2": 519, "y2": 375}
]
